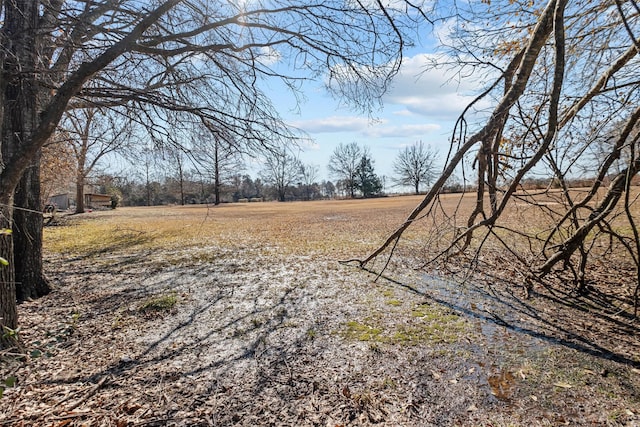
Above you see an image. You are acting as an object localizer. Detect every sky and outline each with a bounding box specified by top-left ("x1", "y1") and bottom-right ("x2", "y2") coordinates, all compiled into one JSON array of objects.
[
  {"x1": 259, "y1": 41, "x2": 486, "y2": 190},
  {"x1": 111, "y1": 10, "x2": 490, "y2": 192}
]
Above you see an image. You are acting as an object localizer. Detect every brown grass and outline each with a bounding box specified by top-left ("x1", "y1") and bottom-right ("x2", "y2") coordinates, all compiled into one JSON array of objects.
[
  {"x1": 2, "y1": 194, "x2": 631, "y2": 426},
  {"x1": 45, "y1": 196, "x2": 429, "y2": 259},
  {"x1": 45, "y1": 189, "x2": 640, "y2": 283}
]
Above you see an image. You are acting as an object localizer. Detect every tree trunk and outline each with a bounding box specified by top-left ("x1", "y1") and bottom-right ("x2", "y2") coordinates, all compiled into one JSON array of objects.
[
  {"x1": 214, "y1": 140, "x2": 220, "y2": 205},
  {"x1": 14, "y1": 157, "x2": 50, "y2": 301},
  {"x1": 0, "y1": 0, "x2": 40, "y2": 347},
  {"x1": 76, "y1": 172, "x2": 85, "y2": 213},
  {"x1": 214, "y1": 181, "x2": 220, "y2": 205},
  {"x1": 178, "y1": 157, "x2": 185, "y2": 205},
  {"x1": 0, "y1": 195, "x2": 18, "y2": 346},
  {"x1": 145, "y1": 163, "x2": 152, "y2": 206}
]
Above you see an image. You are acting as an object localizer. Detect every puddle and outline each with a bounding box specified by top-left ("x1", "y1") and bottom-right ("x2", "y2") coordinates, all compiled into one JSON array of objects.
[
  {"x1": 408, "y1": 274, "x2": 552, "y2": 403},
  {"x1": 487, "y1": 370, "x2": 516, "y2": 401},
  {"x1": 415, "y1": 274, "x2": 546, "y2": 351}
]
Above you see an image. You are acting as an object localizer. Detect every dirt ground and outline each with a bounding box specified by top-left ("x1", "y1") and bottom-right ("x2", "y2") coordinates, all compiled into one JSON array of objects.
[{"x1": 1, "y1": 197, "x2": 639, "y2": 426}]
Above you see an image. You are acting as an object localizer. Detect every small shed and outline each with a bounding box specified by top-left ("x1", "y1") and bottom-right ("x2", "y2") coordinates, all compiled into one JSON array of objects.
[
  {"x1": 48, "y1": 193, "x2": 70, "y2": 210},
  {"x1": 84, "y1": 193, "x2": 112, "y2": 209}
]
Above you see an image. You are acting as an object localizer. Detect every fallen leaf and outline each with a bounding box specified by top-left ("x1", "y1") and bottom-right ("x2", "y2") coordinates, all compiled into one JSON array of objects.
[
  {"x1": 342, "y1": 385, "x2": 351, "y2": 398},
  {"x1": 430, "y1": 370, "x2": 441, "y2": 380},
  {"x1": 467, "y1": 404, "x2": 477, "y2": 412},
  {"x1": 122, "y1": 402, "x2": 142, "y2": 415},
  {"x1": 553, "y1": 382, "x2": 572, "y2": 389}
]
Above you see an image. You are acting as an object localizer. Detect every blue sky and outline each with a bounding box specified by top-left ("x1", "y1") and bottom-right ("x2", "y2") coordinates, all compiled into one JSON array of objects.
[
  {"x1": 261, "y1": 45, "x2": 485, "y2": 188},
  {"x1": 114, "y1": 13, "x2": 489, "y2": 191}
]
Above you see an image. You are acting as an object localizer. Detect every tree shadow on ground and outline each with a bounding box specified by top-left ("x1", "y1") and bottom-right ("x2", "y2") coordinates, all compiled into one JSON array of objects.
[{"x1": 367, "y1": 267, "x2": 640, "y2": 368}]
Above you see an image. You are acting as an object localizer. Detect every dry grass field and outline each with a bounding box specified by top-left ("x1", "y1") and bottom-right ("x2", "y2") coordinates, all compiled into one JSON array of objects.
[{"x1": 1, "y1": 194, "x2": 639, "y2": 426}]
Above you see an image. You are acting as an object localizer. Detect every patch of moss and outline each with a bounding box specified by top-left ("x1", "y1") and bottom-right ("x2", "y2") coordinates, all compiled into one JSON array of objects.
[
  {"x1": 340, "y1": 302, "x2": 469, "y2": 346},
  {"x1": 386, "y1": 299, "x2": 402, "y2": 306},
  {"x1": 411, "y1": 303, "x2": 458, "y2": 320},
  {"x1": 343, "y1": 320, "x2": 384, "y2": 342},
  {"x1": 139, "y1": 293, "x2": 178, "y2": 312}
]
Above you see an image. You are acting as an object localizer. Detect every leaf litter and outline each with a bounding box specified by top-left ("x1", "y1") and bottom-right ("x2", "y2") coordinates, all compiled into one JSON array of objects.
[{"x1": 1, "y1": 199, "x2": 639, "y2": 426}]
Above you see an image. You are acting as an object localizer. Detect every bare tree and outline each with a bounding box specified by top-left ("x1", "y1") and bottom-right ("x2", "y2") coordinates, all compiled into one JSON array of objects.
[
  {"x1": 393, "y1": 141, "x2": 437, "y2": 194},
  {"x1": 137, "y1": 149, "x2": 160, "y2": 207},
  {"x1": 328, "y1": 142, "x2": 363, "y2": 198},
  {"x1": 299, "y1": 163, "x2": 319, "y2": 201},
  {"x1": 0, "y1": 0, "x2": 421, "y2": 342},
  {"x1": 260, "y1": 149, "x2": 302, "y2": 202},
  {"x1": 170, "y1": 149, "x2": 188, "y2": 206},
  {"x1": 356, "y1": 0, "x2": 640, "y2": 316},
  {"x1": 59, "y1": 107, "x2": 132, "y2": 213},
  {"x1": 195, "y1": 123, "x2": 244, "y2": 206}
]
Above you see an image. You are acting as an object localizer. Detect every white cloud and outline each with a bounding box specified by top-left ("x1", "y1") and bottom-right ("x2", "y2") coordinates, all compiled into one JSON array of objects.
[
  {"x1": 284, "y1": 53, "x2": 491, "y2": 148},
  {"x1": 289, "y1": 115, "x2": 440, "y2": 140},
  {"x1": 257, "y1": 46, "x2": 282, "y2": 66},
  {"x1": 288, "y1": 116, "x2": 372, "y2": 133},
  {"x1": 433, "y1": 19, "x2": 458, "y2": 47},
  {"x1": 383, "y1": 53, "x2": 487, "y2": 119},
  {"x1": 298, "y1": 139, "x2": 320, "y2": 151},
  {"x1": 363, "y1": 123, "x2": 440, "y2": 138},
  {"x1": 392, "y1": 109, "x2": 414, "y2": 116}
]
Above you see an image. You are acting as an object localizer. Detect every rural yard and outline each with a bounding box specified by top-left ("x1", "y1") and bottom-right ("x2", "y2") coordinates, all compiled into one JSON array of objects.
[
  {"x1": 2, "y1": 1, "x2": 640, "y2": 426},
  {"x1": 1, "y1": 194, "x2": 639, "y2": 426}
]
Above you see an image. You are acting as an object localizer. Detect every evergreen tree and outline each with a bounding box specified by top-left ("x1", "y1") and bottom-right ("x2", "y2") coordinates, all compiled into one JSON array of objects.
[{"x1": 355, "y1": 154, "x2": 383, "y2": 198}]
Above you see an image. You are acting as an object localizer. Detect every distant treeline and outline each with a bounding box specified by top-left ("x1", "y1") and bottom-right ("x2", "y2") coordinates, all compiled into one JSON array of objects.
[
  {"x1": 93, "y1": 173, "x2": 384, "y2": 206},
  {"x1": 518, "y1": 175, "x2": 640, "y2": 190},
  {"x1": 87, "y1": 173, "x2": 624, "y2": 208}
]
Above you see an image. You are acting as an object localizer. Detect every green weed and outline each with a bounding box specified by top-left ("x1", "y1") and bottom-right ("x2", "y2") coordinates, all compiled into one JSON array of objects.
[{"x1": 139, "y1": 293, "x2": 178, "y2": 313}]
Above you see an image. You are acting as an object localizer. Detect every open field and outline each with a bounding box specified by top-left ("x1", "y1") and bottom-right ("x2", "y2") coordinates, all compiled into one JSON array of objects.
[{"x1": 1, "y1": 194, "x2": 640, "y2": 426}]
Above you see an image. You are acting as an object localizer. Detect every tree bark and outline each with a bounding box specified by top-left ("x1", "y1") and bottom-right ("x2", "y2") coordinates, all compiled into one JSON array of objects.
[
  {"x1": 76, "y1": 171, "x2": 85, "y2": 213},
  {"x1": 177, "y1": 155, "x2": 185, "y2": 205},
  {"x1": 214, "y1": 140, "x2": 221, "y2": 205},
  {"x1": 0, "y1": 192, "x2": 17, "y2": 342},
  {"x1": 0, "y1": 0, "x2": 39, "y2": 346},
  {"x1": 145, "y1": 163, "x2": 152, "y2": 206},
  {"x1": 14, "y1": 157, "x2": 51, "y2": 302}
]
